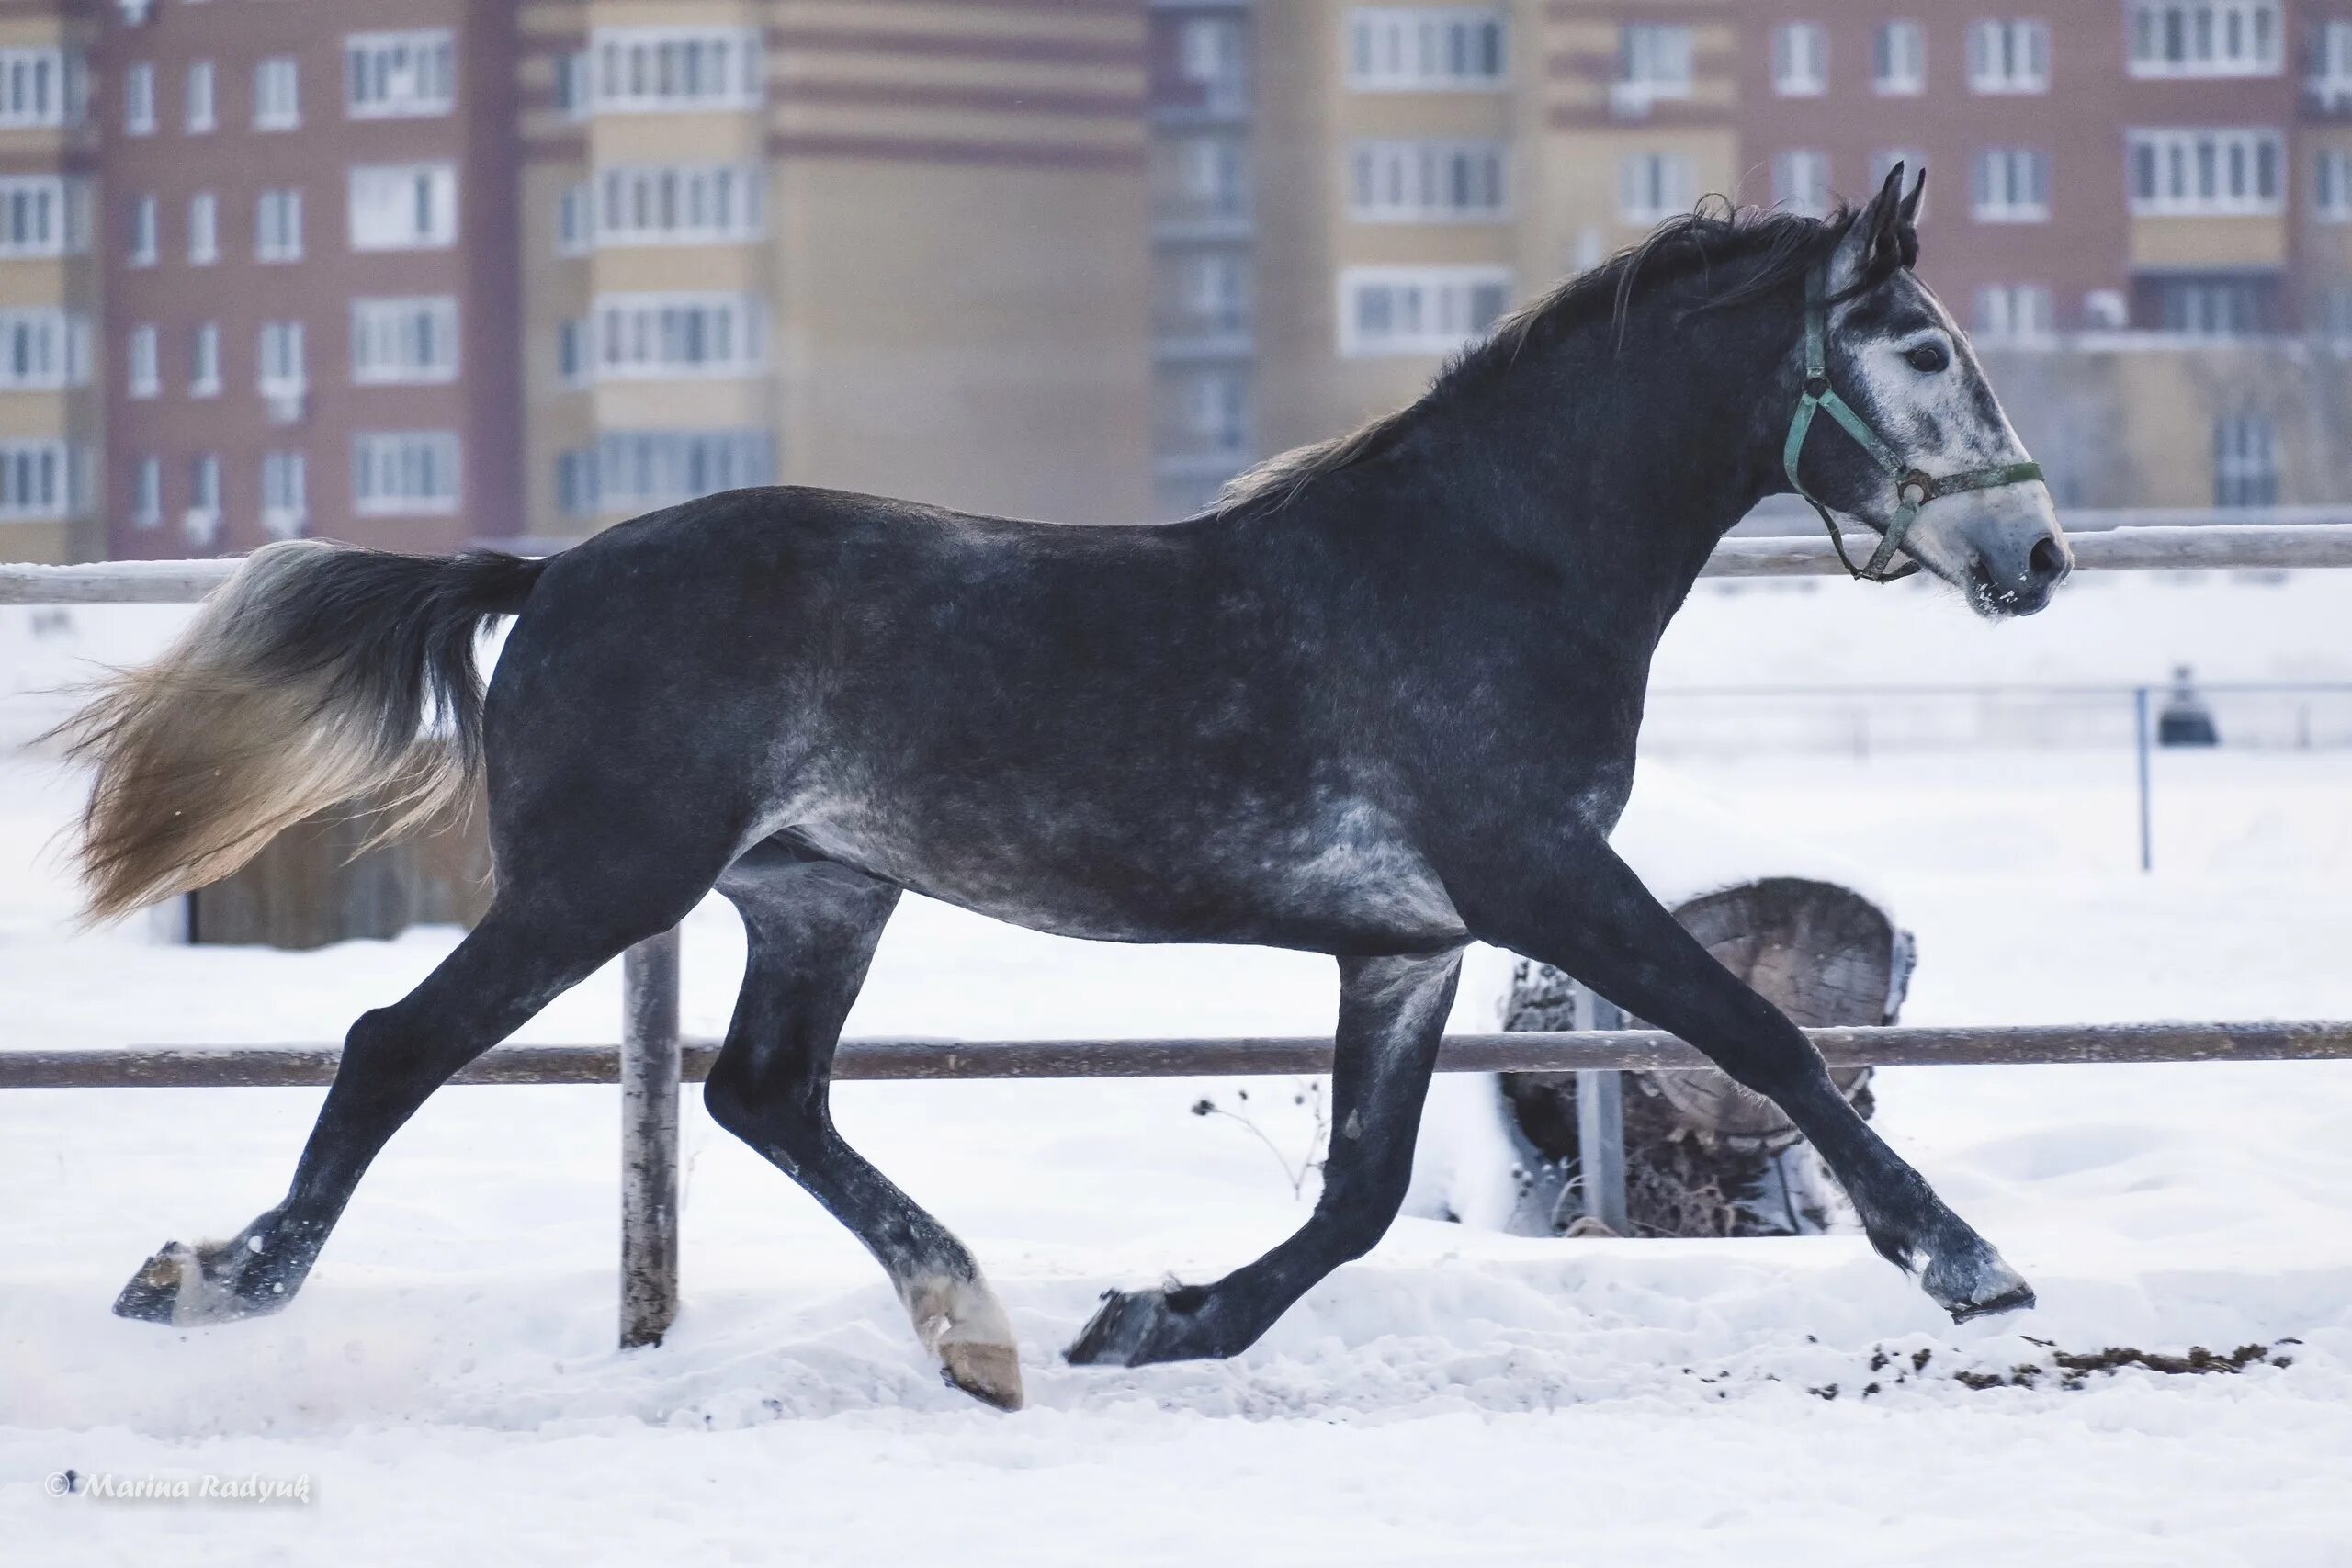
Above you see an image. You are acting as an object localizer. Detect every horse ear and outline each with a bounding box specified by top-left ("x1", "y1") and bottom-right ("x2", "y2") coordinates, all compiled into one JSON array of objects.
[
  {"x1": 1827, "y1": 160, "x2": 1908, "y2": 296},
  {"x1": 1898, "y1": 166, "x2": 1927, "y2": 229}
]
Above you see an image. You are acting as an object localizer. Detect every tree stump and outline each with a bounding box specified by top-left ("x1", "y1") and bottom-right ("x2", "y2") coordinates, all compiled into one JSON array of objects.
[
  {"x1": 186, "y1": 786, "x2": 491, "y2": 950},
  {"x1": 1498, "y1": 876, "x2": 1913, "y2": 1237}
]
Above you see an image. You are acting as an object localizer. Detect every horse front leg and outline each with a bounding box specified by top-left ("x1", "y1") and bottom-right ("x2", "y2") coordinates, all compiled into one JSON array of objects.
[
  {"x1": 1463, "y1": 834, "x2": 2033, "y2": 1321},
  {"x1": 1066, "y1": 947, "x2": 1463, "y2": 1368}
]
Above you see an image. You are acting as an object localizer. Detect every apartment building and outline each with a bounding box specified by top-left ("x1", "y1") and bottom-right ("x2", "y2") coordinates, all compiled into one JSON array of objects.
[
  {"x1": 0, "y1": 0, "x2": 99, "y2": 565},
  {"x1": 1193, "y1": 0, "x2": 2352, "y2": 513},
  {"x1": 520, "y1": 0, "x2": 1151, "y2": 539},
  {"x1": 98, "y1": 0, "x2": 523, "y2": 560},
  {"x1": 1148, "y1": 1, "x2": 1254, "y2": 514}
]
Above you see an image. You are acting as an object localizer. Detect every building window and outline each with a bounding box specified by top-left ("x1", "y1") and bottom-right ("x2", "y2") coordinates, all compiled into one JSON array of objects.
[
  {"x1": 555, "y1": 51, "x2": 590, "y2": 118},
  {"x1": 1338, "y1": 265, "x2": 1511, "y2": 356},
  {"x1": 590, "y1": 28, "x2": 763, "y2": 112},
  {"x1": 1343, "y1": 7, "x2": 1508, "y2": 91},
  {"x1": 346, "y1": 30, "x2": 455, "y2": 118},
  {"x1": 258, "y1": 321, "x2": 305, "y2": 395},
  {"x1": 2316, "y1": 21, "x2": 2352, "y2": 106},
  {"x1": 2127, "y1": 129, "x2": 2282, "y2": 215},
  {"x1": 557, "y1": 318, "x2": 589, "y2": 385},
  {"x1": 133, "y1": 457, "x2": 161, "y2": 529},
  {"x1": 0, "y1": 441, "x2": 73, "y2": 521},
  {"x1": 557, "y1": 183, "x2": 591, "y2": 256},
  {"x1": 0, "y1": 48, "x2": 81, "y2": 130},
  {"x1": 1967, "y1": 19, "x2": 2050, "y2": 93},
  {"x1": 556, "y1": 449, "x2": 597, "y2": 518},
  {"x1": 190, "y1": 323, "x2": 221, "y2": 398},
  {"x1": 254, "y1": 57, "x2": 299, "y2": 130},
  {"x1": 594, "y1": 293, "x2": 764, "y2": 378},
  {"x1": 2129, "y1": 2, "x2": 2280, "y2": 79},
  {"x1": 353, "y1": 432, "x2": 461, "y2": 515},
  {"x1": 128, "y1": 324, "x2": 158, "y2": 398},
  {"x1": 1162, "y1": 251, "x2": 1250, "y2": 333},
  {"x1": 1168, "y1": 135, "x2": 1250, "y2": 220},
  {"x1": 350, "y1": 297, "x2": 460, "y2": 385},
  {"x1": 1873, "y1": 21, "x2": 1926, "y2": 95},
  {"x1": 1618, "y1": 24, "x2": 1693, "y2": 101},
  {"x1": 1771, "y1": 23, "x2": 1826, "y2": 96},
  {"x1": 1159, "y1": 369, "x2": 1250, "y2": 460},
  {"x1": 0, "y1": 176, "x2": 88, "y2": 258},
  {"x1": 0, "y1": 310, "x2": 88, "y2": 390},
  {"x1": 594, "y1": 164, "x2": 766, "y2": 245},
  {"x1": 256, "y1": 189, "x2": 303, "y2": 262},
  {"x1": 1620, "y1": 151, "x2": 1692, "y2": 224},
  {"x1": 1346, "y1": 140, "x2": 1508, "y2": 221},
  {"x1": 2213, "y1": 412, "x2": 2278, "y2": 505},
  {"x1": 347, "y1": 163, "x2": 458, "y2": 251},
  {"x1": 593, "y1": 430, "x2": 775, "y2": 510},
  {"x1": 187, "y1": 193, "x2": 219, "y2": 264},
  {"x1": 186, "y1": 454, "x2": 221, "y2": 546},
  {"x1": 124, "y1": 62, "x2": 155, "y2": 134},
  {"x1": 1772, "y1": 150, "x2": 1832, "y2": 217},
  {"x1": 2160, "y1": 276, "x2": 2261, "y2": 333},
  {"x1": 1973, "y1": 285, "x2": 2055, "y2": 341},
  {"x1": 185, "y1": 60, "x2": 215, "y2": 133},
  {"x1": 261, "y1": 452, "x2": 307, "y2": 538},
  {"x1": 1973, "y1": 148, "x2": 2051, "y2": 221},
  {"x1": 1177, "y1": 15, "x2": 1249, "y2": 114},
  {"x1": 129, "y1": 195, "x2": 157, "y2": 266},
  {"x1": 2318, "y1": 150, "x2": 2352, "y2": 220}
]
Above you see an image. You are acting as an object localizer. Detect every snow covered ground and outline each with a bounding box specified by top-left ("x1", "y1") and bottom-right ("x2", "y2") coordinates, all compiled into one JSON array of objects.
[{"x1": 6, "y1": 575, "x2": 2352, "y2": 1564}]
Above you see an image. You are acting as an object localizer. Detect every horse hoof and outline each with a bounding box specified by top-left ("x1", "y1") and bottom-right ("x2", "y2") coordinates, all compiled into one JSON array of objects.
[
  {"x1": 111, "y1": 1239, "x2": 286, "y2": 1327},
  {"x1": 940, "y1": 1341, "x2": 1024, "y2": 1412},
  {"x1": 1064, "y1": 1287, "x2": 1181, "y2": 1367},
  {"x1": 111, "y1": 1244, "x2": 193, "y2": 1324},
  {"x1": 1923, "y1": 1244, "x2": 2036, "y2": 1324}
]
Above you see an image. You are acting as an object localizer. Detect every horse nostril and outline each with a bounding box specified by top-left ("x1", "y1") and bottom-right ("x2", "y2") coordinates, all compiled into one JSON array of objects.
[{"x1": 2028, "y1": 534, "x2": 2070, "y2": 586}]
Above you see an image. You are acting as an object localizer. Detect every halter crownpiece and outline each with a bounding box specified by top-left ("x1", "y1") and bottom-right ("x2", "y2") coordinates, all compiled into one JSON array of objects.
[{"x1": 1782, "y1": 264, "x2": 2046, "y2": 583}]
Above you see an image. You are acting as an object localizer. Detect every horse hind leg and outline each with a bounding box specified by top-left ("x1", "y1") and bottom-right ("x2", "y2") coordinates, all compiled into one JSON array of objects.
[
  {"x1": 704, "y1": 846, "x2": 1022, "y2": 1411},
  {"x1": 113, "y1": 838, "x2": 733, "y2": 1327}
]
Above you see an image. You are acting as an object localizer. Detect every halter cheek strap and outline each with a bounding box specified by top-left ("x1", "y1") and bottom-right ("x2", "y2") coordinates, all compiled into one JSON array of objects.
[{"x1": 1783, "y1": 265, "x2": 2046, "y2": 583}]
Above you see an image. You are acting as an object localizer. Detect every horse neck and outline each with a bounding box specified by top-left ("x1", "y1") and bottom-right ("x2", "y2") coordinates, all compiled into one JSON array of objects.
[{"x1": 1394, "y1": 293, "x2": 1798, "y2": 650}]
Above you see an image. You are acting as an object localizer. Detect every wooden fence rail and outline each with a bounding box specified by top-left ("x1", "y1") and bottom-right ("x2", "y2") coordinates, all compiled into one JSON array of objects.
[
  {"x1": 9, "y1": 529, "x2": 2352, "y2": 1347},
  {"x1": 8, "y1": 1019, "x2": 2350, "y2": 1089},
  {"x1": 7, "y1": 523, "x2": 2352, "y2": 605}
]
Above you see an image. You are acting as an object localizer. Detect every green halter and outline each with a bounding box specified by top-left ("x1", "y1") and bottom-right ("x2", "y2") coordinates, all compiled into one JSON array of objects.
[{"x1": 1783, "y1": 265, "x2": 2046, "y2": 582}]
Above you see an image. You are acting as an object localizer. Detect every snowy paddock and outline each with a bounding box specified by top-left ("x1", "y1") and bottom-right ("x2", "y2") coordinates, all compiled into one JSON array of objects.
[{"x1": 6, "y1": 576, "x2": 2352, "y2": 1565}]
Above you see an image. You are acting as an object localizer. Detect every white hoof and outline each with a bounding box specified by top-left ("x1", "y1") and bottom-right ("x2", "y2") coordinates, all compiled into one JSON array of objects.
[{"x1": 903, "y1": 1274, "x2": 1023, "y2": 1412}]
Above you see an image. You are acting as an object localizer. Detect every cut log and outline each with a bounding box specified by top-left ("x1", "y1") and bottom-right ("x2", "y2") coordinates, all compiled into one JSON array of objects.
[
  {"x1": 187, "y1": 782, "x2": 491, "y2": 950},
  {"x1": 1498, "y1": 876, "x2": 1913, "y2": 1237}
]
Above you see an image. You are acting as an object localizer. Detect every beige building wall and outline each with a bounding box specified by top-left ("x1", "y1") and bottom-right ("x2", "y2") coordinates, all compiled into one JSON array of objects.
[
  {"x1": 0, "y1": 3, "x2": 99, "y2": 563},
  {"x1": 515, "y1": 0, "x2": 1149, "y2": 537}
]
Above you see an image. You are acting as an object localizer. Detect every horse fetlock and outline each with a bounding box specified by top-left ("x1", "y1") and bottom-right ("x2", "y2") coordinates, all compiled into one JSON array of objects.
[
  {"x1": 111, "y1": 1233, "x2": 304, "y2": 1327},
  {"x1": 902, "y1": 1273, "x2": 1023, "y2": 1411}
]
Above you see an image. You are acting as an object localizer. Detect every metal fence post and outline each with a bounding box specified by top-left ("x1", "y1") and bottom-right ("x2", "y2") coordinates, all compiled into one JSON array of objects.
[
  {"x1": 2134, "y1": 685, "x2": 2154, "y2": 874},
  {"x1": 1573, "y1": 988, "x2": 1630, "y2": 1235},
  {"x1": 619, "y1": 928, "x2": 682, "y2": 1349}
]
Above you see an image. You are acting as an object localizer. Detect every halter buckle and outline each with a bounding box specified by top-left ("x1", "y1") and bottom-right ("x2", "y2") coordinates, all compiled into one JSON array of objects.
[{"x1": 1898, "y1": 471, "x2": 1930, "y2": 508}]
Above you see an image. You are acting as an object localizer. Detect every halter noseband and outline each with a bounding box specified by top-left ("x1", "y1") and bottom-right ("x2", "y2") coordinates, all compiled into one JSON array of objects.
[{"x1": 1782, "y1": 265, "x2": 2046, "y2": 582}]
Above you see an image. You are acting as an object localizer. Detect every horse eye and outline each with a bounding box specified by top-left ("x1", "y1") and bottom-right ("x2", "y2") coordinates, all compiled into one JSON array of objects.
[{"x1": 1905, "y1": 344, "x2": 1950, "y2": 374}]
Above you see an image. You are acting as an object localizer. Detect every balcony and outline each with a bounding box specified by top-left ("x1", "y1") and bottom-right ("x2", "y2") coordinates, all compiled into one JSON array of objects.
[{"x1": 1152, "y1": 307, "x2": 1252, "y2": 362}]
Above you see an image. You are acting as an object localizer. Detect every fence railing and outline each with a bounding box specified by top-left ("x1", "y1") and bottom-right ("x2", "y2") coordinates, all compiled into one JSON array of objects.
[{"x1": 8, "y1": 524, "x2": 2352, "y2": 1347}]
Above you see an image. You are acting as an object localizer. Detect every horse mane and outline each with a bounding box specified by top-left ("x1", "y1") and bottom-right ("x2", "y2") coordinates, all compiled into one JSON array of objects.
[{"x1": 1215, "y1": 196, "x2": 1906, "y2": 518}]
